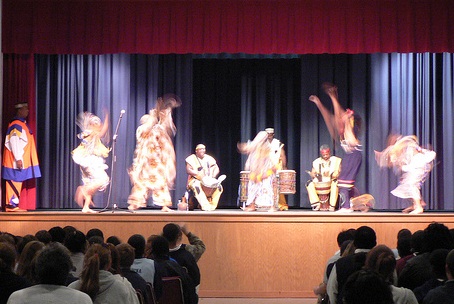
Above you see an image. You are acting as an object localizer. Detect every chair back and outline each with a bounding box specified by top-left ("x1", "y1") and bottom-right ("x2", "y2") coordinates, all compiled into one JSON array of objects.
[
  {"x1": 160, "y1": 276, "x2": 184, "y2": 304},
  {"x1": 146, "y1": 282, "x2": 158, "y2": 304},
  {"x1": 136, "y1": 289, "x2": 145, "y2": 304}
]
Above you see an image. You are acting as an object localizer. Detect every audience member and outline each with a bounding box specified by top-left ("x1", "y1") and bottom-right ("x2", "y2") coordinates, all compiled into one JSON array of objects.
[
  {"x1": 62, "y1": 226, "x2": 77, "y2": 238},
  {"x1": 162, "y1": 223, "x2": 201, "y2": 290},
  {"x1": 7, "y1": 243, "x2": 92, "y2": 304},
  {"x1": 117, "y1": 243, "x2": 150, "y2": 304},
  {"x1": 48, "y1": 226, "x2": 66, "y2": 243},
  {"x1": 163, "y1": 223, "x2": 206, "y2": 262},
  {"x1": 413, "y1": 248, "x2": 449, "y2": 303},
  {"x1": 15, "y1": 240, "x2": 45, "y2": 283},
  {"x1": 68, "y1": 243, "x2": 139, "y2": 304},
  {"x1": 399, "y1": 222, "x2": 454, "y2": 290},
  {"x1": 86, "y1": 228, "x2": 104, "y2": 242},
  {"x1": 397, "y1": 230, "x2": 424, "y2": 275},
  {"x1": 34, "y1": 230, "x2": 52, "y2": 245},
  {"x1": 16, "y1": 234, "x2": 37, "y2": 255},
  {"x1": 313, "y1": 229, "x2": 356, "y2": 301},
  {"x1": 87, "y1": 236, "x2": 104, "y2": 246},
  {"x1": 364, "y1": 244, "x2": 418, "y2": 303},
  {"x1": 151, "y1": 235, "x2": 198, "y2": 304},
  {"x1": 105, "y1": 243, "x2": 121, "y2": 275},
  {"x1": 106, "y1": 236, "x2": 122, "y2": 246},
  {"x1": 64, "y1": 230, "x2": 87, "y2": 278},
  {"x1": 423, "y1": 248, "x2": 454, "y2": 304},
  {"x1": 128, "y1": 234, "x2": 156, "y2": 285},
  {"x1": 0, "y1": 242, "x2": 31, "y2": 304},
  {"x1": 327, "y1": 225, "x2": 377, "y2": 304},
  {"x1": 0, "y1": 233, "x2": 16, "y2": 246},
  {"x1": 342, "y1": 269, "x2": 394, "y2": 304}
]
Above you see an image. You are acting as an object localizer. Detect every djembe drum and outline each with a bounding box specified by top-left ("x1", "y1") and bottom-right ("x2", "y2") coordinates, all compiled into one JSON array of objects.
[{"x1": 314, "y1": 181, "x2": 332, "y2": 211}]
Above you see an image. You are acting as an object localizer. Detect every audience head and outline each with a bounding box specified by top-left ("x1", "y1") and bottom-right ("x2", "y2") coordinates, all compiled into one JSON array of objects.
[
  {"x1": 364, "y1": 244, "x2": 396, "y2": 283},
  {"x1": 105, "y1": 243, "x2": 121, "y2": 275},
  {"x1": 88, "y1": 235, "x2": 104, "y2": 246},
  {"x1": 106, "y1": 235, "x2": 122, "y2": 246},
  {"x1": 0, "y1": 232, "x2": 16, "y2": 246},
  {"x1": 411, "y1": 230, "x2": 425, "y2": 254},
  {"x1": 0, "y1": 242, "x2": 17, "y2": 272},
  {"x1": 62, "y1": 225, "x2": 77, "y2": 237},
  {"x1": 86, "y1": 228, "x2": 104, "y2": 242},
  {"x1": 16, "y1": 240, "x2": 45, "y2": 282},
  {"x1": 17, "y1": 234, "x2": 37, "y2": 255},
  {"x1": 151, "y1": 235, "x2": 170, "y2": 260},
  {"x1": 353, "y1": 226, "x2": 376, "y2": 250},
  {"x1": 397, "y1": 233, "x2": 412, "y2": 258},
  {"x1": 48, "y1": 226, "x2": 66, "y2": 243},
  {"x1": 116, "y1": 243, "x2": 135, "y2": 269},
  {"x1": 35, "y1": 230, "x2": 52, "y2": 245},
  {"x1": 80, "y1": 243, "x2": 111, "y2": 300},
  {"x1": 64, "y1": 230, "x2": 87, "y2": 253},
  {"x1": 145, "y1": 234, "x2": 159, "y2": 258},
  {"x1": 423, "y1": 222, "x2": 453, "y2": 253},
  {"x1": 337, "y1": 229, "x2": 356, "y2": 248},
  {"x1": 128, "y1": 234, "x2": 146, "y2": 258},
  {"x1": 162, "y1": 223, "x2": 183, "y2": 245},
  {"x1": 397, "y1": 228, "x2": 412, "y2": 240},
  {"x1": 343, "y1": 269, "x2": 393, "y2": 304},
  {"x1": 34, "y1": 242, "x2": 73, "y2": 285},
  {"x1": 429, "y1": 248, "x2": 449, "y2": 280}
]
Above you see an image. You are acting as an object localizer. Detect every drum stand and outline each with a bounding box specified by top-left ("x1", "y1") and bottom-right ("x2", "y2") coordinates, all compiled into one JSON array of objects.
[{"x1": 274, "y1": 172, "x2": 280, "y2": 211}]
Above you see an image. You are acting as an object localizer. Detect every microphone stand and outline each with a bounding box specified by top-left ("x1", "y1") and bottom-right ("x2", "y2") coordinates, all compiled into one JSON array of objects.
[{"x1": 99, "y1": 111, "x2": 131, "y2": 213}]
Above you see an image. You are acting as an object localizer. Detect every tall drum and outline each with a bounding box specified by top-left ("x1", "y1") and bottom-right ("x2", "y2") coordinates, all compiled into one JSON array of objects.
[
  {"x1": 277, "y1": 170, "x2": 296, "y2": 194},
  {"x1": 239, "y1": 171, "x2": 250, "y2": 202}
]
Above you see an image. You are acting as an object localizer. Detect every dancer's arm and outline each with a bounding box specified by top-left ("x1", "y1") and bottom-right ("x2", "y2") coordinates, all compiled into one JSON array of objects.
[{"x1": 309, "y1": 95, "x2": 337, "y2": 140}]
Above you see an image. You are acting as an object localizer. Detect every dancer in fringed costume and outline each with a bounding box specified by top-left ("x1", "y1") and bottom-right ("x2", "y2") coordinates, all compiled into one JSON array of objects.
[
  {"x1": 375, "y1": 134, "x2": 436, "y2": 214},
  {"x1": 72, "y1": 111, "x2": 110, "y2": 213},
  {"x1": 237, "y1": 130, "x2": 283, "y2": 211},
  {"x1": 128, "y1": 95, "x2": 181, "y2": 212}
]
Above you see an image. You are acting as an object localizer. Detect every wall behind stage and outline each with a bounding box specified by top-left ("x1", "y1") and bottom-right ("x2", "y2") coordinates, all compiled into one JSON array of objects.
[{"x1": 34, "y1": 53, "x2": 453, "y2": 211}]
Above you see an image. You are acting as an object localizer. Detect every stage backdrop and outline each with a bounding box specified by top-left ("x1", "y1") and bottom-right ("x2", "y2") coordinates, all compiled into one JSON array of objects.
[{"x1": 33, "y1": 53, "x2": 454, "y2": 211}]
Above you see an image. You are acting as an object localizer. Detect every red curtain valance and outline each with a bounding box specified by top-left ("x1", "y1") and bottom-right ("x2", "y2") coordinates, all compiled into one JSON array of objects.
[{"x1": 3, "y1": 0, "x2": 454, "y2": 55}]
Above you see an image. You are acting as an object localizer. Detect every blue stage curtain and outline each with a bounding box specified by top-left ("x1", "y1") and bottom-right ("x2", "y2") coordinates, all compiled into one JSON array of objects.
[{"x1": 34, "y1": 53, "x2": 454, "y2": 210}]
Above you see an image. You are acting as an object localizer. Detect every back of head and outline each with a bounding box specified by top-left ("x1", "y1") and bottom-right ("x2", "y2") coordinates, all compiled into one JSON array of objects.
[
  {"x1": 64, "y1": 230, "x2": 87, "y2": 253},
  {"x1": 34, "y1": 243, "x2": 72, "y2": 285},
  {"x1": 411, "y1": 230, "x2": 425, "y2": 254},
  {"x1": 86, "y1": 228, "x2": 104, "y2": 241},
  {"x1": 429, "y1": 248, "x2": 449, "y2": 280},
  {"x1": 48, "y1": 226, "x2": 66, "y2": 243},
  {"x1": 397, "y1": 234, "x2": 412, "y2": 258},
  {"x1": 106, "y1": 236, "x2": 122, "y2": 246},
  {"x1": 17, "y1": 234, "x2": 38, "y2": 254},
  {"x1": 35, "y1": 230, "x2": 52, "y2": 244},
  {"x1": 17, "y1": 240, "x2": 45, "y2": 280},
  {"x1": 337, "y1": 229, "x2": 356, "y2": 248},
  {"x1": 127, "y1": 234, "x2": 146, "y2": 258},
  {"x1": 364, "y1": 244, "x2": 396, "y2": 283},
  {"x1": 0, "y1": 242, "x2": 17, "y2": 272},
  {"x1": 151, "y1": 235, "x2": 170, "y2": 259},
  {"x1": 343, "y1": 269, "x2": 393, "y2": 304},
  {"x1": 424, "y1": 222, "x2": 453, "y2": 252},
  {"x1": 354, "y1": 226, "x2": 377, "y2": 250},
  {"x1": 80, "y1": 244, "x2": 111, "y2": 300},
  {"x1": 116, "y1": 243, "x2": 135, "y2": 268},
  {"x1": 162, "y1": 223, "x2": 182, "y2": 244}
]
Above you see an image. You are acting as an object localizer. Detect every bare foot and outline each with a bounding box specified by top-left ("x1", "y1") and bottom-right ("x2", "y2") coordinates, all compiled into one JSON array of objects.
[
  {"x1": 402, "y1": 206, "x2": 414, "y2": 213},
  {"x1": 241, "y1": 204, "x2": 256, "y2": 212},
  {"x1": 161, "y1": 206, "x2": 174, "y2": 212},
  {"x1": 409, "y1": 207, "x2": 424, "y2": 214},
  {"x1": 82, "y1": 208, "x2": 96, "y2": 213}
]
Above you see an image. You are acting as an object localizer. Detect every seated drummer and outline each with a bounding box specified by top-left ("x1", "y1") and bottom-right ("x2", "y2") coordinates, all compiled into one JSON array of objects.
[
  {"x1": 306, "y1": 144, "x2": 341, "y2": 211},
  {"x1": 185, "y1": 144, "x2": 224, "y2": 211}
]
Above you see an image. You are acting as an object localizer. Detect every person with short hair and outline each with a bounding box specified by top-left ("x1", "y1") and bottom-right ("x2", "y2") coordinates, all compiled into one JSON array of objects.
[
  {"x1": 423, "y1": 249, "x2": 454, "y2": 304},
  {"x1": 128, "y1": 234, "x2": 156, "y2": 285},
  {"x1": 185, "y1": 144, "x2": 225, "y2": 211},
  {"x1": 7, "y1": 243, "x2": 92, "y2": 304},
  {"x1": 306, "y1": 144, "x2": 341, "y2": 211},
  {"x1": 2, "y1": 102, "x2": 41, "y2": 212}
]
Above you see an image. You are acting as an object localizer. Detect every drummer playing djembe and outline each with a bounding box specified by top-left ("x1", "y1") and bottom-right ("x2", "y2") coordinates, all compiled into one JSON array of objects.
[
  {"x1": 185, "y1": 144, "x2": 225, "y2": 211},
  {"x1": 306, "y1": 145, "x2": 341, "y2": 211}
]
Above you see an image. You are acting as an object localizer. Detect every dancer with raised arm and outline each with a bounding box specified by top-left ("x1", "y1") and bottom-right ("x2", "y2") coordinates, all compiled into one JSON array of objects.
[
  {"x1": 309, "y1": 84, "x2": 362, "y2": 211},
  {"x1": 72, "y1": 111, "x2": 110, "y2": 213}
]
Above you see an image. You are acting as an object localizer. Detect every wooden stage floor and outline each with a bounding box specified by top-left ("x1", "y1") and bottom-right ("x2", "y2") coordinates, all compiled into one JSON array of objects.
[{"x1": 2, "y1": 208, "x2": 454, "y2": 298}]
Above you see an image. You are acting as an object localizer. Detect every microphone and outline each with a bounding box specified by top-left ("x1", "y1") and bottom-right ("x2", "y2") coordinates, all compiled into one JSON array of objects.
[{"x1": 119, "y1": 110, "x2": 125, "y2": 118}]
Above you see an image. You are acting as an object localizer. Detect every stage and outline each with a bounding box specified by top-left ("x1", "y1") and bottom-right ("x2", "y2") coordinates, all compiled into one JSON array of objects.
[{"x1": 1, "y1": 208, "x2": 454, "y2": 298}]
